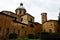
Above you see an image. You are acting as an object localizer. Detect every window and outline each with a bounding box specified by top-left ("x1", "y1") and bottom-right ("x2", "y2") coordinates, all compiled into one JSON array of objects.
[
  {"x1": 24, "y1": 31, "x2": 27, "y2": 36},
  {"x1": 20, "y1": 10, "x2": 21, "y2": 14},
  {"x1": 57, "y1": 29, "x2": 59, "y2": 33},
  {"x1": 51, "y1": 24, "x2": 52, "y2": 26},
  {"x1": 30, "y1": 24, "x2": 34, "y2": 28},
  {"x1": 15, "y1": 17, "x2": 16, "y2": 20},
  {"x1": 21, "y1": 18, "x2": 23, "y2": 22},
  {"x1": 14, "y1": 29, "x2": 16, "y2": 33},
  {"x1": 0, "y1": 27, "x2": 1, "y2": 31},
  {"x1": 18, "y1": 30, "x2": 20, "y2": 36},
  {"x1": 50, "y1": 24, "x2": 53, "y2": 28},
  {"x1": 31, "y1": 18, "x2": 32, "y2": 22},
  {"x1": 6, "y1": 28, "x2": 9, "y2": 34},
  {"x1": 22, "y1": 26, "x2": 24, "y2": 28}
]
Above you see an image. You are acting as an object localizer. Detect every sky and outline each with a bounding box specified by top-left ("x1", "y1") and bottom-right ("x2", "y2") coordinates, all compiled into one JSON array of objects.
[{"x1": 0, "y1": 0, "x2": 60, "y2": 23}]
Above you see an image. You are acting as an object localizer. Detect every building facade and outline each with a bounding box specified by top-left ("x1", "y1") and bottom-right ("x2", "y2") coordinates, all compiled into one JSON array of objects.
[
  {"x1": 0, "y1": 3, "x2": 60, "y2": 40},
  {"x1": 0, "y1": 3, "x2": 42, "y2": 40},
  {"x1": 41, "y1": 12, "x2": 59, "y2": 33}
]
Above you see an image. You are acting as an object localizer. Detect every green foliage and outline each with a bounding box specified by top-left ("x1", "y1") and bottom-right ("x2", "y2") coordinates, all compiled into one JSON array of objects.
[
  {"x1": 9, "y1": 32, "x2": 17, "y2": 39},
  {"x1": 10, "y1": 38, "x2": 41, "y2": 40},
  {"x1": 10, "y1": 38, "x2": 21, "y2": 40},
  {"x1": 23, "y1": 38, "x2": 29, "y2": 40}
]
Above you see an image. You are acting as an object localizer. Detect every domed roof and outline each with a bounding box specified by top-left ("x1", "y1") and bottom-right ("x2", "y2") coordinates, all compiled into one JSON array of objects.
[
  {"x1": 17, "y1": 3, "x2": 25, "y2": 10},
  {"x1": 17, "y1": 6, "x2": 25, "y2": 9}
]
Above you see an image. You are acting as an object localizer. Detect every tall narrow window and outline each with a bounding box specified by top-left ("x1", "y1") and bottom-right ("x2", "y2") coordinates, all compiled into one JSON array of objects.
[
  {"x1": 31, "y1": 18, "x2": 32, "y2": 22},
  {"x1": 21, "y1": 18, "x2": 23, "y2": 22},
  {"x1": 57, "y1": 29, "x2": 59, "y2": 33},
  {"x1": 20, "y1": 10, "x2": 21, "y2": 14},
  {"x1": 25, "y1": 31, "x2": 27, "y2": 36},
  {"x1": 14, "y1": 29, "x2": 16, "y2": 33},
  {"x1": 6, "y1": 28, "x2": 9, "y2": 34},
  {"x1": 15, "y1": 17, "x2": 16, "y2": 21},
  {"x1": 0, "y1": 27, "x2": 1, "y2": 32},
  {"x1": 18, "y1": 30, "x2": 20, "y2": 36}
]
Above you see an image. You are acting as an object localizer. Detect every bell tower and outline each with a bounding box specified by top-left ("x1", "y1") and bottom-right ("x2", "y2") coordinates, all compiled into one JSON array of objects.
[
  {"x1": 41, "y1": 12, "x2": 47, "y2": 24},
  {"x1": 57, "y1": 8, "x2": 60, "y2": 33},
  {"x1": 15, "y1": 3, "x2": 26, "y2": 16},
  {"x1": 58, "y1": 8, "x2": 60, "y2": 21}
]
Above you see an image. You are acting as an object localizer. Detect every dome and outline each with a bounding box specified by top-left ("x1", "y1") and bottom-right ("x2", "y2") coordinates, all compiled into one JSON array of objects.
[
  {"x1": 17, "y1": 3, "x2": 25, "y2": 10},
  {"x1": 17, "y1": 6, "x2": 25, "y2": 9}
]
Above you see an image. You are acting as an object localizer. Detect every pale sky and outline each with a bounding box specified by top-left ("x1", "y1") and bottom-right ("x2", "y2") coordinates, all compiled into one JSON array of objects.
[{"x1": 0, "y1": 0, "x2": 60, "y2": 23}]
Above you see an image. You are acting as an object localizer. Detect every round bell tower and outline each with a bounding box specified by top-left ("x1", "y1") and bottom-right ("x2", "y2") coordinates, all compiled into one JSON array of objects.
[{"x1": 41, "y1": 12, "x2": 47, "y2": 24}]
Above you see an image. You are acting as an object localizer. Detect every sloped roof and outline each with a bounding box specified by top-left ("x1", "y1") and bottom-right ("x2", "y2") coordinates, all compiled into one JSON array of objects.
[
  {"x1": 43, "y1": 20, "x2": 58, "y2": 24},
  {"x1": 20, "y1": 13, "x2": 34, "y2": 18},
  {"x1": 0, "y1": 12, "x2": 15, "y2": 18}
]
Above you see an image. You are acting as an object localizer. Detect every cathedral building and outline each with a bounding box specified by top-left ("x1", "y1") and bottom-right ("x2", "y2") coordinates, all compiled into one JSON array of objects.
[
  {"x1": 0, "y1": 3, "x2": 42, "y2": 40},
  {"x1": 0, "y1": 3, "x2": 59, "y2": 40}
]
